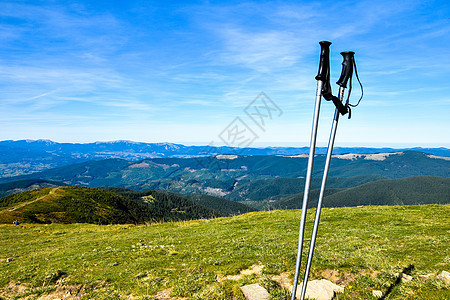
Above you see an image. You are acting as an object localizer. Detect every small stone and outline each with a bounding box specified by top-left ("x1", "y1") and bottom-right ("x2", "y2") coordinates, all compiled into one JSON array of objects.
[
  {"x1": 106, "y1": 246, "x2": 112, "y2": 250},
  {"x1": 436, "y1": 271, "x2": 450, "y2": 284},
  {"x1": 398, "y1": 273, "x2": 413, "y2": 282},
  {"x1": 372, "y1": 290, "x2": 383, "y2": 297},
  {"x1": 240, "y1": 283, "x2": 270, "y2": 300},
  {"x1": 294, "y1": 279, "x2": 344, "y2": 300},
  {"x1": 6, "y1": 257, "x2": 14, "y2": 262},
  {"x1": 418, "y1": 274, "x2": 433, "y2": 280}
]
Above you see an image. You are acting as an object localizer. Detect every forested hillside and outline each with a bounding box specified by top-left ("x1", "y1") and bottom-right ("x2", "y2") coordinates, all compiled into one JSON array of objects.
[
  {"x1": 0, "y1": 187, "x2": 219, "y2": 224},
  {"x1": 321, "y1": 176, "x2": 450, "y2": 207},
  {"x1": 268, "y1": 176, "x2": 450, "y2": 210},
  {"x1": 185, "y1": 194, "x2": 257, "y2": 216}
]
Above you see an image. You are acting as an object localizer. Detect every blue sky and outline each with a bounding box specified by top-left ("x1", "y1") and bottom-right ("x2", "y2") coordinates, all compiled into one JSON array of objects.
[{"x1": 0, "y1": 0, "x2": 449, "y2": 147}]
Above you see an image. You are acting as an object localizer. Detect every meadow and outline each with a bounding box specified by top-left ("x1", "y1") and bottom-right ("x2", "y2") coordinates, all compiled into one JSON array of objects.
[{"x1": 1, "y1": 205, "x2": 449, "y2": 299}]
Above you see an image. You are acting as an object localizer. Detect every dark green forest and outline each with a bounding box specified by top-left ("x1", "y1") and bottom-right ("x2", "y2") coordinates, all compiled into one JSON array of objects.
[
  {"x1": 185, "y1": 193, "x2": 257, "y2": 216},
  {"x1": 0, "y1": 186, "x2": 219, "y2": 225},
  {"x1": 268, "y1": 176, "x2": 450, "y2": 210}
]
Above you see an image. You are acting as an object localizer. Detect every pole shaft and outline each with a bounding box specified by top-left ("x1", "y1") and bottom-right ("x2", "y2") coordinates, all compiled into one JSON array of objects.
[
  {"x1": 291, "y1": 80, "x2": 324, "y2": 300},
  {"x1": 299, "y1": 86, "x2": 345, "y2": 300}
]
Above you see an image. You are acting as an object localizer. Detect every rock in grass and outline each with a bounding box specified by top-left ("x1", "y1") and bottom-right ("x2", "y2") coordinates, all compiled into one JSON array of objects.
[
  {"x1": 418, "y1": 274, "x2": 433, "y2": 280},
  {"x1": 436, "y1": 271, "x2": 450, "y2": 284},
  {"x1": 294, "y1": 279, "x2": 344, "y2": 300},
  {"x1": 398, "y1": 273, "x2": 413, "y2": 282},
  {"x1": 372, "y1": 290, "x2": 383, "y2": 297},
  {"x1": 240, "y1": 283, "x2": 270, "y2": 300}
]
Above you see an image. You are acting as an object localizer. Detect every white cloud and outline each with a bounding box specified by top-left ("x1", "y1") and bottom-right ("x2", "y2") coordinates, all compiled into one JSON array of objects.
[
  {"x1": 218, "y1": 27, "x2": 301, "y2": 72},
  {"x1": 0, "y1": 0, "x2": 448, "y2": 145}
]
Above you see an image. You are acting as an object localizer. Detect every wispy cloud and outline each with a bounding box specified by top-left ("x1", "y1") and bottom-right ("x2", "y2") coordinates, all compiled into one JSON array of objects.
[
  {"x1": 218, "y1": 28, "x2": 301, "y2": 72},
  {"x1": 0, "y1": 62, "x2": 158, "y2": 117},
  {"x1": 0, "y1": 0, "x2": 448, "y2": 145},
  {"x1": 24, "y1": 90, "x2": 59, "y2": 101},
  {"x1": 0, "y1": 2, "x2": 125, "y2": 52}
]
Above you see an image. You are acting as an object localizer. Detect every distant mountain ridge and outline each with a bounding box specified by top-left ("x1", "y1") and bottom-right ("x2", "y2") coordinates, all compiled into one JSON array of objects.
[
  {"x1": 0, "y1": 151, "x2": 448, "y2": 204},
  {"x1": 1, "y1": 139, "x2": 449, "y2": 177}
]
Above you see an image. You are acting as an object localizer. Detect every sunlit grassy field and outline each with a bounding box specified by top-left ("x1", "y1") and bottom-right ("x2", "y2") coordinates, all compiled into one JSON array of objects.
[{"x1": 1, "y1": 205, "x2": 449, "y2": 299}]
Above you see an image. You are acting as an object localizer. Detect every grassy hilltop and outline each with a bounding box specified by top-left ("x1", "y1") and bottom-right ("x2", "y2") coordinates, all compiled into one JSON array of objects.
[
  {"x1": 1, "y1": 205, "x2": 449, "y2": 299},
  {"x1": 0, "y1": 186, "x2": 220, "y2": 225}
]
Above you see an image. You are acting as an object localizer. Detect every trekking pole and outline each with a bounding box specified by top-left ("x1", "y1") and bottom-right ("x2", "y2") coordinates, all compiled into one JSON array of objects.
[
  {"x1": 291, "y1": 41, "x2": 332, "y2": 300},
  {"x1": 298, "y1": 51, "x2": 355, "y2": 300}
]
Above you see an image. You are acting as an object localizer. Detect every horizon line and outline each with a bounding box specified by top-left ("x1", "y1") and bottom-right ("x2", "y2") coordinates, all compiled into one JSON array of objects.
[{"x1": 1, "y1": 139, "x2": 449, "y2": 150}]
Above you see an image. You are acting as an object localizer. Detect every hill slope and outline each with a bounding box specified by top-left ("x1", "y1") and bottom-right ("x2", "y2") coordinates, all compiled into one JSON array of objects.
[
  {"x1": 185, "y1": 194, "x2": 257, "y2": 216},
  {"x1": 0, "y1": 205, "x2": 448, "y2": 299},
  {"x1": 225, "y1": 175, "x2": 386, "y2": 202},
  {"x1": 269, "y1": 176, "x2": 450, "y2": 210},
  {"x1": 0, "y1": 187, "x2": 219, "y2": 224},
  {"x1": 0, "y1": 179, "x2": 66, "y2": 198},
  {"x1": 322, "y1": 176, "x2": 450, "y2": 207}
]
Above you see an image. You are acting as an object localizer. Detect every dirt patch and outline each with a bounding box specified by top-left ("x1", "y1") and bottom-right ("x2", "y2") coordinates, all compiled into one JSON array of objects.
[
  {"x1": 318, "y1": 268, "x2": 380, "y2": 285},
  {"x1": 240, "y1": 264, "x2": 264, "y2": 276},
  {"x1": 151, "y1": 287, "x2": 188, "y2": 300},
  {"x1": 318, "y1": 269, "x2": 356, "y2": 285},
  {"x1": 36, "y1": 284, "x2": 84, "y2": 300},
  {"x1": 272, "y1": 269, "x2": 364, "y2": 293},
  {"x1": 0, "y1": 280, "x2": 91, "y2": 300},
  {"x1": 218, "y1": 264, "x2": 265, "y2": 282},
  {"x1": 0, "y1": 281, "x2": 30, "y2": 298},
  {"x1": 360, "y1": 269, "x2": 381, "y2": 278},
  {"x1": 337, "y1": 273, "x2": 356, "y2": 285},
  {"x1": 318, "y1": 269, "x2": 362, "y2": 285},
  {"x1": 152, "y1": 287, "x2": 173, "y2": 299},
  {"x1": 320, "y1": 269, "x2": 341, "y2": 283},
  {"x1": 272, "y1": 272, "x2": 292, "y2": 291}
]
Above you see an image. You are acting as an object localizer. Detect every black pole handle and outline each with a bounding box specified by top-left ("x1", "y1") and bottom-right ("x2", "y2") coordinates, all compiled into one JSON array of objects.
[
  {"x1": 336, "y1": 51, "x2": 355, "y2": 88},
  {"x1": 315, "y1": 41, "x2": 332, "y2": 81}
]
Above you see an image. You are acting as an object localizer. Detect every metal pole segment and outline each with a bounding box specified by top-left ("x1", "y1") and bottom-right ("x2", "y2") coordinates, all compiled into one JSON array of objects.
[
  {"x1": 291, "y1": 80, "x2": 324, "y2": 299},
  {"x1": 299, "y1": 86, "x2": 345, "y2": 300}
]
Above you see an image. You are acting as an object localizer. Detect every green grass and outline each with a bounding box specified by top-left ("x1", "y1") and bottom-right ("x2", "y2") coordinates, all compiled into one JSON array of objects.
[{"x1": 1, "y1": 205, "x2": 449, "y2": 299}]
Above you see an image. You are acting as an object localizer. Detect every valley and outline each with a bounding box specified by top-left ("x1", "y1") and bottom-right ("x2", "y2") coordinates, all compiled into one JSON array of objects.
[{"x1": 1, "y1": 150, "x2": 448, "y2": 212}]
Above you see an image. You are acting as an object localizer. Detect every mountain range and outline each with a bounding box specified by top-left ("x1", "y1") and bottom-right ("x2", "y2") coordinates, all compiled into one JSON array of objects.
[
  {"x1": 1, "y1": 139, "x2": 449, "y2": 177},
  {"x1": 0, "y1": 150, "x2": 448, "y2": 210}
]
